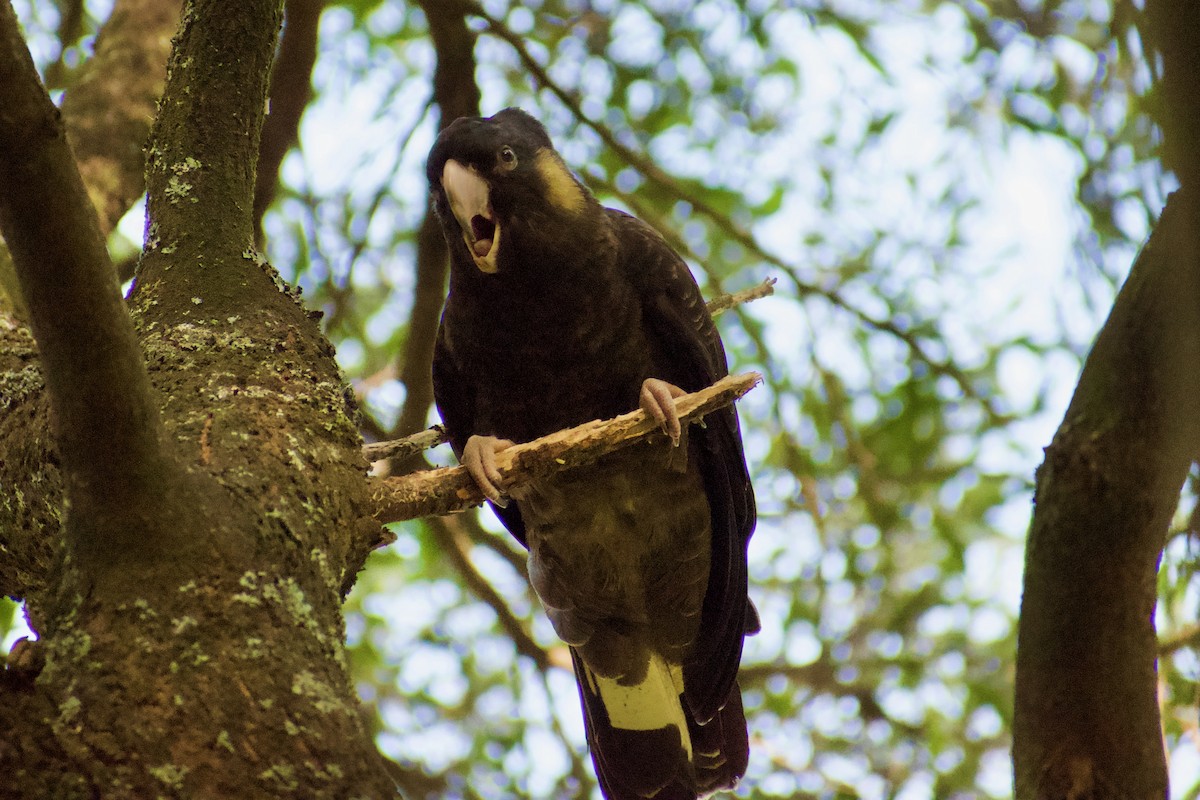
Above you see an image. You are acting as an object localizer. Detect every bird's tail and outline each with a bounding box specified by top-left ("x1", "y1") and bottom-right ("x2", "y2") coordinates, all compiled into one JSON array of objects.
[{"x1": 571, "y1": 649, "x2": 748, "y2": 799}]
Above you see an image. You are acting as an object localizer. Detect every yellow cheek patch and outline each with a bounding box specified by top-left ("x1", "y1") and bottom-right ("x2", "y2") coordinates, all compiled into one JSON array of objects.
[{"x1": 534, "y1": 149, "x2": 586, "y2": 214}]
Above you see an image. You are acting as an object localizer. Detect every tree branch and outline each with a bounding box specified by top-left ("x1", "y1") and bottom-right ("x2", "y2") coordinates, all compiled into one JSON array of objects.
[
  {"x1": 706, "y1": 277, "x2": 777, "y2": 317},
  {"x1": 253, "y1": 0, "x2": 323, "y2": 244},
  {"x1": 62, "y1": 0, "x2": 180, "y2": 241},
  {"x1": 0, "y1": 1, "x2": 170, "y2": 560},
  {"x1": 369, "y1": 372, "x2": 761, "y2": 523},
  {"x1": 138, "y1": 0, "x2": 283, "y2": 296},
  {"x1": 386, "y1": 0, "x2": 481, "y2": 473},
  {"x1": 0, "y1": 0, "x2": 179, "y2": 604},
  {"x1": 457, "y1": 504, "x2": 530, "y2": 580},
  {"x1": 1159, "y1": 622, "x2": 1200, "y2": 657},
  {"x1": 1015, "y1": 5, "x2": 1200, "y2": 796},
  {"x1": 362, "y1": 425, "x2": 447, "y2": 462},
  {"x1": 42, "y1": 0, "x2": 84, "y2": 90},
  {"x1": 1013, "y1": 188, "x2": 1200, "y2": 799},
  {"x1": 427, "y1": 515, "x2": 553, "y2": 672}
]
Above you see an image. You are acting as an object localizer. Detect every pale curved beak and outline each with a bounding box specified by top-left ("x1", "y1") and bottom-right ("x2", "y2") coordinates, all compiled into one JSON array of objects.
[{"x1": 442, "y1": 159, "x2": 501, "y2": 274}]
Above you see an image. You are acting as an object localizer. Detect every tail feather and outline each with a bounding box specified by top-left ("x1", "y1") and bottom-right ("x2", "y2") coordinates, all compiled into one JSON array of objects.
[
  {"x1": 570, "y1": 649, "x2": 748, "y2": 799},
  {"x1": 688, "y1": 682, "x2": 748, "y2": 796}
]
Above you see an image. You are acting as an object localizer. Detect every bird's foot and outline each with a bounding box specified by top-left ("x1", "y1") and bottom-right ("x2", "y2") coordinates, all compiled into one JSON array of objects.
[
  {"x1": 463, "y1": 434, "x2": 516, "y2": 506},
  {"x1": 640, "y1": 378, "x2": 686, "y2": 447}
]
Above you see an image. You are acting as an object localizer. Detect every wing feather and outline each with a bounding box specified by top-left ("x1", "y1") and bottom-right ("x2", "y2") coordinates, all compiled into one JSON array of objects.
[
  {"x1": 432, "y1": 318, "x2": 529, "y2": 547},
  {"x1": 607, "y1": 209, "x2": 756, "y2": 722}
]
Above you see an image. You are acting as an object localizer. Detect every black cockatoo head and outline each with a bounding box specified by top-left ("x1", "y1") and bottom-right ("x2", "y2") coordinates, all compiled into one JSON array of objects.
[{"x1": 427, "y1": 108, "x2": 597, "y2": 275}]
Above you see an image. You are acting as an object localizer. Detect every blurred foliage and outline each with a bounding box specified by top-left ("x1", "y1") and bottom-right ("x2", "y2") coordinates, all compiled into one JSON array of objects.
[{"x1": 8, "y1": 0, "x2": 1200, "y2": 797}]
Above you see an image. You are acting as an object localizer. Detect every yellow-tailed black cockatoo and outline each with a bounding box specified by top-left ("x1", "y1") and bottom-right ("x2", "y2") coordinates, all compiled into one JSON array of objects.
[{"x1": 428, "y1": 108, "x2": 757, "y2": 800}]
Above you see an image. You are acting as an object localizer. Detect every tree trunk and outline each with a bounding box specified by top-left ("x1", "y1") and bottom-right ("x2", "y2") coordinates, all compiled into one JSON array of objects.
[
  {"x1": 1013, "y1": 188, "x2": 1200, "y2": 799},
  {"x1": 1014, "y1": 3, "x2": 1200, "y2": 797},
  {"x1": 0, "y1": 1, "x2": 394, "y2": 796}
]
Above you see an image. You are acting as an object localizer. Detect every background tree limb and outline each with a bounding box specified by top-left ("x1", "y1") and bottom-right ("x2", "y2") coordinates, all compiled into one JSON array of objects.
[
  {"x1": 253, "y1": 0, "x2": 323, "y2": 244},
  {"x1": 62, "y1": 0, "x2": 179, "y2": 241},
  {"x1": 0, "y1": 0, "x2": 179, "y2": 309},
  {"x1": 1145, "y1": 0, "x2": 1200, "y2": 192},
  {"x1": 386, "y1": 0, "x2": 482, "y2": 477}
]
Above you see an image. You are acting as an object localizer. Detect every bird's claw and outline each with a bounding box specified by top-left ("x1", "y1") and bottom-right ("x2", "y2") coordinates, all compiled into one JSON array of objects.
[
  {"x1": 640, "y1": 378, "x2": 686, "y2": 447},
  {"x1": 463, "y1": 435, "x2": 516, "y2": 506}
]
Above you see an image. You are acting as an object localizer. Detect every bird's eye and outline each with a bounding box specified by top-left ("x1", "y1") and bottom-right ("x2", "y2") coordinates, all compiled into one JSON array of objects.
[{"x1": 498, "y1": 146, "x2": 517, "y2": 168}]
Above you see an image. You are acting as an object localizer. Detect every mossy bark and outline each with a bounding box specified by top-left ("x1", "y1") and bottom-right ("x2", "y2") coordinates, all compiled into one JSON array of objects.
[{"x1": 0, "y1": 1, "x2": 393, "y2": 796}]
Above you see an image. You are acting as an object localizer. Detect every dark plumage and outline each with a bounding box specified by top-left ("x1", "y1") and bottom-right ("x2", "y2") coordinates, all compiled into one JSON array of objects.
[{"x1": 427, "y1": 108, "x2": 757, "y2": 799}]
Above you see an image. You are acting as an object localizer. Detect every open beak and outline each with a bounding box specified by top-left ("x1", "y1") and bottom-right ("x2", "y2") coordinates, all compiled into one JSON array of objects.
[{"x1": 442, "y1": 159, "x2": 501, "y2": 274}]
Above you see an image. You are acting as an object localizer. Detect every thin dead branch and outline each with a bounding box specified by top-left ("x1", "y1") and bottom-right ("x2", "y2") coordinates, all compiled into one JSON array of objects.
[
  {"x1": 362, "y1": 426, "x2": 447, "y2": 462},
  {"x1": 707, "y1": 277, "x2": 777, "y2": 317},
  {"x1": 370, "y1": 372, "x2": 761, "y2": 523}
]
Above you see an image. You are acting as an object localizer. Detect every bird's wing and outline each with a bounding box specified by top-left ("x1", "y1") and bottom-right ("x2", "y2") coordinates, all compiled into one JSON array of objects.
[
  {"x1": 432, "y1": 319, "x2": 529, "y2": 548},
  {"x1": 608, "y1": 209, "x2": 757, "y2": 723}
]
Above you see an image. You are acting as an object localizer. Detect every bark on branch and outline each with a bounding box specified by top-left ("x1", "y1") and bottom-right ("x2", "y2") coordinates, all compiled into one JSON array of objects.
[
  {"x1": 370, "y1": 372, "x2": 761, "y2": 523},
  {"x1": 0, "y1": 1, "x2": 171, "y2": 567},
  {"x1": 362, "y1": 425, "x2": 447, "y2": 462}
]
